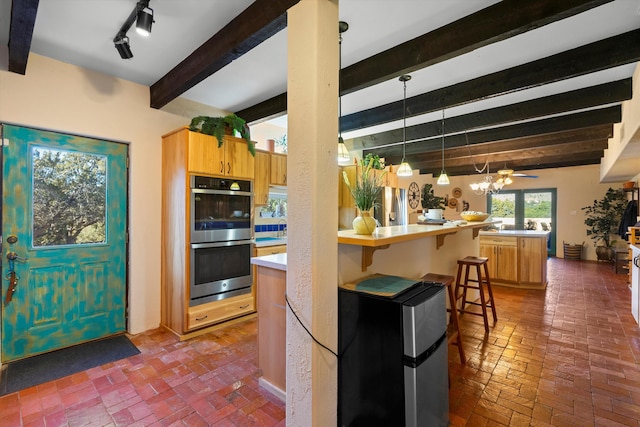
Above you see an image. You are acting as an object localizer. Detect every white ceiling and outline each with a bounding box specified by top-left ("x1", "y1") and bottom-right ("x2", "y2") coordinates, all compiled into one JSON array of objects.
[{"x1": 2, "y1": 0, "x2": 640, "y2": 174}]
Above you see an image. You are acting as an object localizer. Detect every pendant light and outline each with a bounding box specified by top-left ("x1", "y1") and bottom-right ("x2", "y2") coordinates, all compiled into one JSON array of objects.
[
  {"x1": 436, "y1": 109, "x2": 450, "y2": 185},
  {"x1": 396, "y1": 75, "x2": 413, "y2": 177},
  {"x1": 337, "y1": 21, "x2": 351, "y2": 165}
]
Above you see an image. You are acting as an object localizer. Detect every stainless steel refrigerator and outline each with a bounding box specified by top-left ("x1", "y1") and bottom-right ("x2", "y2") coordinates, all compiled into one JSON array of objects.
[
  {"x1": 338, "y1": 277, "x2": 449, "y2": 426},
  {"x1": 374, "y1": 187, "x2": 407, "y2": 227}
]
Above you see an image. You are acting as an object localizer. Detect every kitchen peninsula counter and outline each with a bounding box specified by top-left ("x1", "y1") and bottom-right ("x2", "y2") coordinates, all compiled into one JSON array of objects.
[{"x1": 338, "y1": 221, "x2": 496, "y2": 272}]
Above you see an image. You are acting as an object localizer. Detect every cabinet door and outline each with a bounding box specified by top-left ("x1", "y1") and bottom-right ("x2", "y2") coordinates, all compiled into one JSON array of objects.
[
  {"x1": 479, "y1": 243, "x2": 497, "y2": 278},
  {"x1": 519, "y1": 237, "x2": 545, "y2": 284},
  {"x1": 254, "y1": 151, "x2": 270, "y2": 206},
  {"x1": 341, "y1": 165, "x2": 356, "y2": 208},
  {"x1": 498, "y1": 244, "x2": 518, "y2": 282},
  {"x1": 270, "y1": 153, "x2": 287, "y2": 185},
  {"x1": 188, "y1": 132, "x2": 225, "y2": 175},
  {"x1": 225, "y1": 136, "x2": 255, "y2": 179}
]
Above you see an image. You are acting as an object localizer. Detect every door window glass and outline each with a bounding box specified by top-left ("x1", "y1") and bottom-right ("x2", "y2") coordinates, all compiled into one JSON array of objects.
[{"x1": 32, "y1": 147, "x2": 107, "y2": 247}]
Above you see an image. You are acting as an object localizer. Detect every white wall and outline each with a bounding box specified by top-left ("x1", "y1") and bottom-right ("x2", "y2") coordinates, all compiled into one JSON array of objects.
[
  {"x1": 397, "y1": 165, "x2": 626, "y2": 261},
  {"x1": 0, "y1": 54, "x2": 188, "y2": 334}
]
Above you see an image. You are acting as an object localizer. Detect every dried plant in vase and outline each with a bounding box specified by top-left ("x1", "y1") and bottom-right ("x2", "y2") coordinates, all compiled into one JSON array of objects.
[{"x1": 343, "y1": 157, "x2": 386, "y2": 234}]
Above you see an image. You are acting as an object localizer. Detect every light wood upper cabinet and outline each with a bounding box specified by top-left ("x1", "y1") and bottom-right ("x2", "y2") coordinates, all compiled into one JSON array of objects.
[
  {"x1": 254, "y1": 151, "x2": 270, "y2": 206},
  {"x1": 188, "y1": 131, "x2": 224, "y2": 175},
  {"x1": 341, "y1": 165, "x2": 356, "y2": 209},
  {"x1": 185, "y1": 129, "x2": 254, "y2": 179},
  {"x1": 222, "y1": 136, "x2": 255, "y2": 179},
  {"x1": 270, "y1": 153, "x2": 287, "y2": 185}
]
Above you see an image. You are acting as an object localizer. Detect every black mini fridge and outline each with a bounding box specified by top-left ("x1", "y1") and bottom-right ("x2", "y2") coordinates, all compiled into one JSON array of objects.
[{"x1": 338, "y1": 275, "x2": 448, "y2": 427}]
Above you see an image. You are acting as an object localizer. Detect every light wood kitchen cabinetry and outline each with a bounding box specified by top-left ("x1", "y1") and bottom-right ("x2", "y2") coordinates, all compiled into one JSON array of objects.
[
  {"x1": 255, "y1": 245, "x2": 287, "y2": 256},
  {"x1": 182, "y1": 127, "x2": 254, "y2": 179},
  {"x1": 161, "y1": 127, "x2": 256, "y2": 338},
  {"x1": 341, "y1": 165, "x2": 356, "y2": 208},
  {"x1": 479, "y1": 236, "x2": 518, "y2": 283},
  {"x1": 480, "y1": 233, "x2": 548, "y2": 289},
  {"x1": 270, "y1": 153, "x2": 287, "y2": 185},
  {"x1": 254, "y1": 151, "x2": 270, "y2": 206},
  {"x1": 519, "y1": 236, "x2": 546, "y2": 285}
]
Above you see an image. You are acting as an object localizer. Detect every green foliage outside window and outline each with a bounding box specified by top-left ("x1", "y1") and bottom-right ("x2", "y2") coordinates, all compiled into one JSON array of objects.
[{"x1": 32, "y1": 148, "x2": 107, "y2": 246}]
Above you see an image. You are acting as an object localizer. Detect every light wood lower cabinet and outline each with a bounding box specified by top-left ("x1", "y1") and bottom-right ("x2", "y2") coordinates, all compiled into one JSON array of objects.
[
  {"x1": 187, "y1": 294, "x2": 255, "y2": 330},
  {"x1": 479, "y1": 236, "x2": 518, "y2": 283},
  {"x1": 256, "y1": 265, "x2": 286, "y2": 394},
  {"x1": 480, "y1": 235, "x2": 547, "y2": 289},
  {"x1": 255, "y1": 245, "x2": 287, "y2": 256}
]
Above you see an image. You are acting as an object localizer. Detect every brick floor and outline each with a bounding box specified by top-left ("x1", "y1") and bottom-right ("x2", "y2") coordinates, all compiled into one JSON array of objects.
[{"x1": 1, "y1": 258, "x2": 639, "y2": 425}]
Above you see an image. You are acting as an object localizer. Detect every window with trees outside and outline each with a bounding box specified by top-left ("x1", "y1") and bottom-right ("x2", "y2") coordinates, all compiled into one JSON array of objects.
[
  {"x1": 32, "y1": 147, "x2": 107, "y2": 247},
  {"x1": 488, "y1": 189, "x2": 557, "y2": 256}
]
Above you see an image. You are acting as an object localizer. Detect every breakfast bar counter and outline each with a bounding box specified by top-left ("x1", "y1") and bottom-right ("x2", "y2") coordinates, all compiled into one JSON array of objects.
[{"x1": 338, "y1": 221, "x2": 496, "y2": 271}]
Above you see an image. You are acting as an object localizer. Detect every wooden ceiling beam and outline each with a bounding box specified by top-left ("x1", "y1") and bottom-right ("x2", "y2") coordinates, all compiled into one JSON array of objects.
[
  {"x1": 237, "y1": 0, "x2": 612, "y2": 123},
  {"x1": 8, "y1": 0, "x2": 39, "y2": 75},
  {"x1": 409, "y1": 138, "x2": 609, "y2": 171},
  {"x1": 390, "y1": 125, "x2": 612, "y2": 169},
  {"x1": 150, "y1": 0, "x2": 299, "y2": 109},
  {"x1": 342, "y1": 29, "x2": 640, "y2": 132},
  {"x1": 373, "y1": 105, "x2": 620, "y2": 161},
  {"x1": 350, "y1": 79, "x2": 630, "y2": 150},
  {"x1": 421, "y1": 150, "x2": 605, "y2": 177}
]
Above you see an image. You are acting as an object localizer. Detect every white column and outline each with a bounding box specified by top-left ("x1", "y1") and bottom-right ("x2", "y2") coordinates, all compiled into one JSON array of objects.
[{"x1": 286, "y1": 0, "x2": 339, "y2": 425}]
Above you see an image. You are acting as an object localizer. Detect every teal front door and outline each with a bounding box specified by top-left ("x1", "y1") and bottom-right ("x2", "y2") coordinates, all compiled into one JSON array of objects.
[{"x1": 1, "y1": 125, "x2": 128, "y2": 362}]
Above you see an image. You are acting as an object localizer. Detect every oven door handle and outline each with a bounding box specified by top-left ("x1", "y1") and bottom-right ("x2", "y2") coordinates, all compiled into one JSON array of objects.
[
  {"x1": 191, "y1": 240, "x2": 254, "y2": 249},
  {"x1": 191, "y1": 188, "x2": 253, "y2": 197}
]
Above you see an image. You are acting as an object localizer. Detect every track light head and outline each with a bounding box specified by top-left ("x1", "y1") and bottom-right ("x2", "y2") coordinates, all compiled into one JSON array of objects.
[
  {"x1": 114, "y1": 33, "x2": 133, "y2": 59},
  {"x1": 136, "y1": 3, "x2": 154, "y2": 36}
]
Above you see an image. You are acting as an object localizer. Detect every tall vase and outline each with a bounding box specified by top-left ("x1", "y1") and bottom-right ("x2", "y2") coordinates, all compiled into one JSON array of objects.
[{"x1": 353, "y1": 211, "x2": 377, "y2": 235}]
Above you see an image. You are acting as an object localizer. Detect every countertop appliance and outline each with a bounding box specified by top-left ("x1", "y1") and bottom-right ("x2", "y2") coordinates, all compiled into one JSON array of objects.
[{"x1": 338, "y1": 276, "x2": 448, "y2": 426}]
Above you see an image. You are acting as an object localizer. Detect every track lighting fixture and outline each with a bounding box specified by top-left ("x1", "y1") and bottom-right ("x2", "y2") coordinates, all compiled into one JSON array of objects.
[
  {"x1": 113, "y1": 0, "x2": 155, "y2": 59},
  {"x1": 114, "y1": 33, "x2": 133, "y2": 59},
  {"x1": 136, "y1": 2, "x2": 154, "y2": 36}
]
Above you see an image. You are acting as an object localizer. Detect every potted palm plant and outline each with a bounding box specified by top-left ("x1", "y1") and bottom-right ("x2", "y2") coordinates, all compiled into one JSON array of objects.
[
  {"x1": 343, "y1": 157, "x2": 386, "y2": 234},
  {"x1": 189, "y1": 114, "x2": 255, "y2": 156},
  {"x1": 582, "y1": 187, "x2": 626, "y2": 262}
]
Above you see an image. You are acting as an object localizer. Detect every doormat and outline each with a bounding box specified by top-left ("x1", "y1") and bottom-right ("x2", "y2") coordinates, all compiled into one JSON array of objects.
[{"x1": 0, "y1": 334, "x2": 140, "y2": 396}]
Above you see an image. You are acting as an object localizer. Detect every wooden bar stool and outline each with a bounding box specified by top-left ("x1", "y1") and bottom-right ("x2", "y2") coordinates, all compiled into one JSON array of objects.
[
  {"x1": 454, "y1": 256, "x2": 497, "y2": 333},
  {"x1": 421, "y1": 273, "x2": 465, "y2": 364}
]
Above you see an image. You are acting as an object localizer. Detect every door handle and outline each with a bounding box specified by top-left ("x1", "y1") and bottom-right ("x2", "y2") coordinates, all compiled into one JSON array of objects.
[
  {"x1": 634, "y1": 255, "x2": 640, "y2": 268},
  {"x1": 220, "y1": 161, "x2": 224, "y2": 174},
  {"x1": 227, "y1": 162, "x2": 231, "y2": 174}
]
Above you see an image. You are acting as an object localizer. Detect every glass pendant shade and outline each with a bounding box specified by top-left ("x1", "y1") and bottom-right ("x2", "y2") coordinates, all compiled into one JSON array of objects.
[
  {"x1": 397, "y1": 161, "x2": 413, "y2": 177},
  {"x1": 337, "y1": 137, "x2": 351, "y2": 164},
  {"x1": 437, "y1": 171, "x2": 450, "y2": 185}
]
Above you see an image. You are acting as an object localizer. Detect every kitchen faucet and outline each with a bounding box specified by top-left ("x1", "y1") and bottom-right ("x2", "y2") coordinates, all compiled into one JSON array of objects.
[{"x1": 276, "y1": 218, "x2": 287, "y2": 238}]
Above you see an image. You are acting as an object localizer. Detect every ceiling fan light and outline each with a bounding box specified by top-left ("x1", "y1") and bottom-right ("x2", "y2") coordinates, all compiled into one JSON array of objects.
[
  {"x1": 136, "y1": 6, "x2": 154, "y2": 36},
  {"x1": 397, "y1": 161, "x2": 413, "y2": 177},
  {"x1": 504, "y1": 176, "x2": 513, "y2": 185},
  {"x1": 437, "y1": 171, "x2": 450, "y2": 185},
  {"x1": 497, "y1": 168, "x2": 514, "y2": 176},
  {"x1": 337, "y1": 138, "x2": 351, "y2": 164}
]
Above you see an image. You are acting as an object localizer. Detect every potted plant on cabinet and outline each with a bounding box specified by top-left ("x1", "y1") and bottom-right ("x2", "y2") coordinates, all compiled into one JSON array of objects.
[
  {"x1": 343, "y1": 157, "x2": 386, "y2": 234},
  {"x1": 581, "y1": 187, "x2": 626, "y2": 262},
  {"x1": 421, "y1": 183, "x2": 446, "y2": 220},
  {"x1": 189, "y1": 114, "x2": 256, "y2": 156}
]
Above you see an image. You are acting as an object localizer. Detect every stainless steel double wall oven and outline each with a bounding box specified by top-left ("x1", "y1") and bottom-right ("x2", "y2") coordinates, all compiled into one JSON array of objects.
[{"x1": 190, "y1": 176, "x2": 253, "y2": 306}]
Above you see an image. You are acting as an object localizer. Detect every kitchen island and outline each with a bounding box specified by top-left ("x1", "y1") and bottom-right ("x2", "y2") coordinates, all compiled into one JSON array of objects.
[{"x1": 478, "y1": 230, "x2": 550, "y2": 289}]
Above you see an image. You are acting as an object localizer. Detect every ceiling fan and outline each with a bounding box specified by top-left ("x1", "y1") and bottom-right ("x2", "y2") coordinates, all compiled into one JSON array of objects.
[{"x1": 496, "y1": 166, "x2": 538, "y2": 184}]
